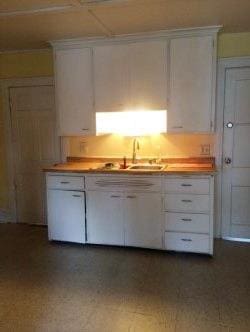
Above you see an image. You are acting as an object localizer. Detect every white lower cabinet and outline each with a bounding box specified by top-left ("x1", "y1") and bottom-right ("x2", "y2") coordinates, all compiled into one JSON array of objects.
[
  {"x1": 47, "y1": 189, "x2": 85, "y2": 243},
  {"x1": 165, "y1": 232, "x2": 210, "y2": 254},
  {"x1": 86, "y1": 191, "x2": 124, "y2": 245},
  {"x1": 85, "y1": 175, "x2": 163, "y2": 249},
  {"x1": 46, "y1": 173, "x2": 214, "y2": 254},
  {"x1": 124, "y1": 193, "x2": 162, "y2": 249},
  {"x1": 164, "y1": 175, "x2": 214, "y2": 255}
]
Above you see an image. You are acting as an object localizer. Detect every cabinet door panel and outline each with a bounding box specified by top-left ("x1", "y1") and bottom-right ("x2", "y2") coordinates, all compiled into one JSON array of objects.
[
  {"x1": 130, "y1": 40, "x2": 167, "y2": 110},
  {"x1": 86, "y1": 191, "x2": 124, "y2": 245},
  {"x1": 169, "y1": 36, "x2": 214, "y2": 132},
  {"x1": 94, "y1": 45, "x2": 130, "y2": 112},
  {"x1": 55, "y1": 48, "x2": 94, "y2": 135},
  {"x1": 47, "y1": 190, "x2": 85, "y2": 243},
  {"x1": 124, "y1": 193, "x2": 163, "y2": 249}
]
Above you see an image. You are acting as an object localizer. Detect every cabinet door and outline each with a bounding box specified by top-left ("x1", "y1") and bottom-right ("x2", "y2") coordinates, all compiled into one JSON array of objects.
[
  {"x1": 47, "y1": 190, "x2": 85, "y2": 243},
  {"x1": 86, "y1": 191, "x2": 124, "y2": 245},
  {"x1": 124, "y1": 193, "x2": 163, "y2": 249},
  {"x1": 130, "y1": 40, "x2": 168, "y2": 110},
  {"x1": 93, "y1": 44, "x2": 130, "y2": 112},
  {"x1": 55, "y1": 48, "x2": 94, "y2": 136},
  {"x1": 169, "y1": 36, "x2": 214, "y2": 132}
]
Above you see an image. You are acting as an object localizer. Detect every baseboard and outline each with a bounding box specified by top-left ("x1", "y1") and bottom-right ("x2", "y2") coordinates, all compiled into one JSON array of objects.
[{"x1": 0, "y1": 209, "x2": 12, "y2": 223}]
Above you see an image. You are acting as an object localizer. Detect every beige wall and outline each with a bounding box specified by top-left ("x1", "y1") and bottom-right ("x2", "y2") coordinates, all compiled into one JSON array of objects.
[
  {"x1": 69, "y1": 134, "x2": 214, "y2": 159},
  {"x1": 0, "y1": 32, "x2": 250, "y2": 210}
]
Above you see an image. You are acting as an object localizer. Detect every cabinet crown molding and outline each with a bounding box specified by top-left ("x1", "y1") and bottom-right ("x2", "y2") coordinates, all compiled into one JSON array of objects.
[{"x1": 50, "y1": 25, "x2": 222, "y2": 50}]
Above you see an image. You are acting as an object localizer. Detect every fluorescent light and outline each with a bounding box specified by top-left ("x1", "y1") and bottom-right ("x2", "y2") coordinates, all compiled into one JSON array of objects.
[{"x1": 96, "y1": 110, "x2": 167, "y2": 136}]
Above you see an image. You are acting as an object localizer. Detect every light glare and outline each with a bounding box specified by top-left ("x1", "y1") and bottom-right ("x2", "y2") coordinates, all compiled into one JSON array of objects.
[{"x1": 96, "y1": 110, "x2": 167, "y2": 136}]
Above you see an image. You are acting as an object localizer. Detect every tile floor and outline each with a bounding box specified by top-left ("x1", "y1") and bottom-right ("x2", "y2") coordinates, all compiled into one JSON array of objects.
[{"x1": 0, "y1": 224, "x2": 249, "y2": 332}]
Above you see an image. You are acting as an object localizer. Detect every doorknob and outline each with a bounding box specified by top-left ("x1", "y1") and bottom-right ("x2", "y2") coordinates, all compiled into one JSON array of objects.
[
  {"x1": 225, "y1": 157, "x2": 232, "y2": 164},
  {"x1": 226, "y1": 122, "x2": 233, "y2": 128}
]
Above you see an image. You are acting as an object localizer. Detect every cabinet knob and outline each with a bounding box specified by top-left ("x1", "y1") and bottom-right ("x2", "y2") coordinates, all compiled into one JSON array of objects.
[{"x1": 82, "y1": 128, "x2": 89, "y2": 131}]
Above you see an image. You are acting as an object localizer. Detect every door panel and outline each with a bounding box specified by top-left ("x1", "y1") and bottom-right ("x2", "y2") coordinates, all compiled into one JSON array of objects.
[
  {"x1": 55, "y1": 48, "x2": 94, "y2": 135},
  {"x1": 47, "y1": 190, "x2": 85, "y2": 243},
  {"x1": 129, "y1": 40, "x2": 167, "y2": 110},
  {"x1": 169, "y1": 36, "x2": 214, "y2": 132},
  {"x1": 10, "y1": 85, "x2": 60, "y2": 224},
  {"x1": 232, "y1": 125, "x2": 250, "y2": 167},
  {"x1": 93, "y1": 45, "x2": 130, "y2": 112},
  {"x1": 222, "y1": 67, "x2": 250, "y2": 239},
  {"x1": 86, "y1": 191, "x2": 124, "y2": 245},
  {"x1": 124, "y1": 192, "x2": 163, "y2": 249}
]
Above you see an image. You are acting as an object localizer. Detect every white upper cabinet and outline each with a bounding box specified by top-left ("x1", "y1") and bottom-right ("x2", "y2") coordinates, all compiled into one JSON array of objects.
[
  {"x1": 129, "y1": 40, "x2": 167, "y2": 110},
  {"x1": 51, "y1": 26, "x2": 219, "y2": 134},
  {"x1": 93, "y1": 44, "x2": 130, "y2": 112},
  {"x1": 168, "y1": 35, "x2": 215, "y2": 132},
  {"x1": 93, "y1": 40, "x2": 168, "y2": 112},
  {"x1": 55, "y1": 48, "x2": 95, "y2": 136}
]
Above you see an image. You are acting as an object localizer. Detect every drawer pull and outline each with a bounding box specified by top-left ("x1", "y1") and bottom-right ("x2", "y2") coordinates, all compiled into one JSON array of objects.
[
  {"x1": 110, "y1": 195, "x2": 121, "y2": 198},
  {"x1": 181, "y1": 184, "x2": 192, "y2": 187},
  {"x1": 181, "y1": 218, "x2": 192, "y2": 222},
  {"x1": 60, "y1": 181, "x2": 70, "y2": 184},
  {"x1": 127, "y1": 195, "x2": 136, "y2": 199},
  {"x1": 181, "y1": 199, "x2": 192, "y2": 203},
  {"x1": 181, "y1": 238, "x2": 192, "y2": 242},
  {"x1": 72, "y1": 194, "x2": 81, "y2": 197}
]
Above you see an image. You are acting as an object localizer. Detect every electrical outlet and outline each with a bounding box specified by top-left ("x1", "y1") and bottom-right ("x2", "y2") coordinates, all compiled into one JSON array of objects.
[
  {"x1": 200, "y1": 144, "x2": 210, "y2": 156},
  {"x1": 79, "y1": 141, "x2": 88, "y2": 154}
]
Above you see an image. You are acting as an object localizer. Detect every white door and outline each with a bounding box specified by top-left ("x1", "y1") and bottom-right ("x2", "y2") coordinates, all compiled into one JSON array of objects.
[
  {"x1": 124, "y1": 192, "x2": 163, "y2": 249},
  {"x1": 129, "y1": 40, "x2": 168, "y2": 110},
  {"x1": 86, "y1": 191, "x2": 124, "y2": 245},
  {"x1": 10, "y1": 85, "x2": 60, "y2": 224},
  {"x1": 93, "y1": 44, "x2": 130, "y2": 112},
  {"x1": 169, "y1": 35, "x2": 214, "y2": 132},
  {"x1": 55, "y1": 48, "x2": 95, "y2": 136},
  {"x1": 47, "y1": 190, "x2": 85, "y2": 243},
  {"x1": 222, "y1": 67, "x2": 250, "y2": 239}
]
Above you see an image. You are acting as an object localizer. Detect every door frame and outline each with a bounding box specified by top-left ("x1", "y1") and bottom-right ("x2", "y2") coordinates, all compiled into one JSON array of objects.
[
  {"x1": 215, "y1": 56, "x2": 250, "y2": 238},
  {"x1": 1, "y1": 77, "x2": 56, "y2": 223}
]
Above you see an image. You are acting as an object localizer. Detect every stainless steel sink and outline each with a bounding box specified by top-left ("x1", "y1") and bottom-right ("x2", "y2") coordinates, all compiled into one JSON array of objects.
[{"x1": 127, "y1": 164, "x2": 165, "y2": 171}]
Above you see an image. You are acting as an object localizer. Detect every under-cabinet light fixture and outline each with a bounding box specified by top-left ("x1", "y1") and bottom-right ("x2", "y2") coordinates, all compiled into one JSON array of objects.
[{"x1": 96, "y1": 110, "x2": 167, "y2": 136}]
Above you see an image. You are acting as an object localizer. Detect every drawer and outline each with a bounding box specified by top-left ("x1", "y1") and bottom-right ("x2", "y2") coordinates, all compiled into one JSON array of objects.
[
  {"x1": 164, "y1": 178, "x2": 210, "y2": 194},
  {"x1": 165, "y1": 213, "x2": 210, "y2": 234},
  {"x1": 165, "y1": 232, "x2": 210, "y2": 254},
  {"x1": 164, "y1": 194, "x2": 210, "y2": 213},
  {"x1": 47, "y1": 175, "x2": 85, "y2": 190},
  {"x1": 85, "y1": 176, "x2": 161, "y2": 192}
]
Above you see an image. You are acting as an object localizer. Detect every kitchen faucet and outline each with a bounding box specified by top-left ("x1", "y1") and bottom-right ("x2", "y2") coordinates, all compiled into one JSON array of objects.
[{"x1": 132, "y1": 138, "x2": 140, "y2": 164}]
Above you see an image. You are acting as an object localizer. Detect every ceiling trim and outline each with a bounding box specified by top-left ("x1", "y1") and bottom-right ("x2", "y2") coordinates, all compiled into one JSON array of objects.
[
  {"x1": 50, "y1": 25, "x2": 222, "y2": 49},
  {"x1": 0, "y1": 5, "x2": 73, "y2": 17},
  {"x1": 0, "y1": 48, "x2": 51, "y2": 54}
]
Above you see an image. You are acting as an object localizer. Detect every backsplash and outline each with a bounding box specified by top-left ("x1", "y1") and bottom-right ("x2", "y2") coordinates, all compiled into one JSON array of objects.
[{"x1": 67, "y1": 134, "x2": 215, "y2": 159}]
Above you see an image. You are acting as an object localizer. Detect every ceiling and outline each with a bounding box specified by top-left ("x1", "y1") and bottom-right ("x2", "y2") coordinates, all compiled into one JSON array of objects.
[{"x1": 1, "y1": 0, "x2": 250, "y2": 51}]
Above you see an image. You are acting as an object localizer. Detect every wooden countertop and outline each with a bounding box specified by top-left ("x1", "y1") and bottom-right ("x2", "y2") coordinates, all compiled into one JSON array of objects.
[{"x1": 43, "y1": 157, "x2": 216, "y2": 175}]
